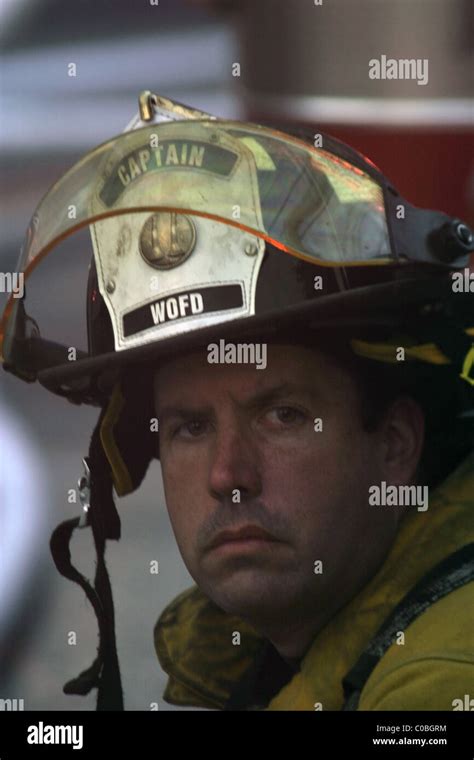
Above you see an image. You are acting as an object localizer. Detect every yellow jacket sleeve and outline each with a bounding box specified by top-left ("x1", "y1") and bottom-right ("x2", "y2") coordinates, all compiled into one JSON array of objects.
[{"x1": 359, "y1": 584, "x2": 474, "y2": 711}]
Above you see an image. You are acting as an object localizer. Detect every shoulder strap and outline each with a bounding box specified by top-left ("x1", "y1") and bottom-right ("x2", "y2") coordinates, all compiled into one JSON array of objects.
[{"x1": 341, "y1": 542, "x2": 474, "y2": 711}]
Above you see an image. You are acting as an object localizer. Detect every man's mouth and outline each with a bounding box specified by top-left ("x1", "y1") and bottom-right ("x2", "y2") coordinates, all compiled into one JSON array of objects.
[{"x1": 207, "y1": 525, "x2": 280, "y2": 552}]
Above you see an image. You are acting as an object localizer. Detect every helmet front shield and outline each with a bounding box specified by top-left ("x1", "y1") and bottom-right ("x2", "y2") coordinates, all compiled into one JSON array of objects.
[{"x1": 1, "y1": 119, "x2": 471, "y2": 401}]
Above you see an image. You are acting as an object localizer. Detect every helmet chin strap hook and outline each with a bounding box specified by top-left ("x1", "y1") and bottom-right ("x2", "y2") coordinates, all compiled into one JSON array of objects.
[{"x1": 78, "y1": 457, "x2": 91, "y2": 528}]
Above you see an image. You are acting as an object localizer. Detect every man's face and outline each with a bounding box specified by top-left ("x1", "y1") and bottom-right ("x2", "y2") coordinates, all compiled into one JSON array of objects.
[{"x1": 153, "y1": 343, "x2": 402, "y2": 639}]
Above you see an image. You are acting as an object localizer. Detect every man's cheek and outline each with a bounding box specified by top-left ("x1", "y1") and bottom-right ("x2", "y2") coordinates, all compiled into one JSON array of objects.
[{"x1": 169, "y1": 510, "x2": 196, "y2": 563}]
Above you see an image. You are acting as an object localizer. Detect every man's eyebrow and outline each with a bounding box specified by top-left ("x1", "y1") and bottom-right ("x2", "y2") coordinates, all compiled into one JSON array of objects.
[
  {"x1": 239, "y1": 382, "x2": 318, "y2": 410},
  {"x1": 157, "y1": 403, "x2": 214, "y2": 426},
  {"x1": 156, "y1": 382, "x2": 317, "y2": 424}
]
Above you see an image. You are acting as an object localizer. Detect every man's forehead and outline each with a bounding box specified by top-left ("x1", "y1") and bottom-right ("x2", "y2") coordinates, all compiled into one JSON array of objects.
[
  {"x1": 152, "y1": 342, "x2": 345, "y2": 406},
  {"x1": 154, "y1": 343, "x2": 315, "y2": 381}
]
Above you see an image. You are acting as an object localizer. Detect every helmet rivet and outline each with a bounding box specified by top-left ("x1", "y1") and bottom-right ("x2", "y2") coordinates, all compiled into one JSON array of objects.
[
  {"x1": 244, "y1": 242, "x2": 258, "y2": 256},
  {"x1": 106, "y1": 279, "x2": 116, "y2": 294},
  {"x1": 456, "y1": 223, "x2": 473, "y2": 247},
  {"x1": 209, "y1": 133, "x2": 219, "y2": 143}
]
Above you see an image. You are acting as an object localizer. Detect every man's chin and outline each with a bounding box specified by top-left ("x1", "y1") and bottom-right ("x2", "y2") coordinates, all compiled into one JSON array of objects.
[{"x1": 198, "y1": 568, "x2": 292, "y2": 622}]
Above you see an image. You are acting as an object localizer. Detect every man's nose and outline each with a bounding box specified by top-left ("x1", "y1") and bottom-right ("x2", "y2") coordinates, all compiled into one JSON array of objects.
[{"x1": 208, "y1": 420, "x2": 262, "y2": 501}]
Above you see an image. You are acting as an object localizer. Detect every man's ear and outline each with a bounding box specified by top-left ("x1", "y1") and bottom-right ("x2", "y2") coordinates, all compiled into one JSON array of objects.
[{"x1": 377, "y1": 395, "x2": 425, "y2": 486}]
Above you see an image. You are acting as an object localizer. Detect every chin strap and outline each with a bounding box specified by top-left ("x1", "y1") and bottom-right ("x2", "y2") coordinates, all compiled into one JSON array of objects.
[
  {"x1": 50, "y1": 404, "x2": 124, "y2": 711},
  {"x1": 48, "y1": 368, "x2": 159, "y2": 710},
  {"x1": 48, "y1": 369, "x2": 157, "y2": 710}
]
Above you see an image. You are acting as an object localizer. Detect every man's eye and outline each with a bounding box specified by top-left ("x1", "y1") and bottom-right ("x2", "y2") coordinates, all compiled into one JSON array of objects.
[
  {"x1": 173, "y1": 419, "x2": 208, "y2": 439},
  {"x1": 264, "y1": 406, "x2": 306, "y2": 426}
]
